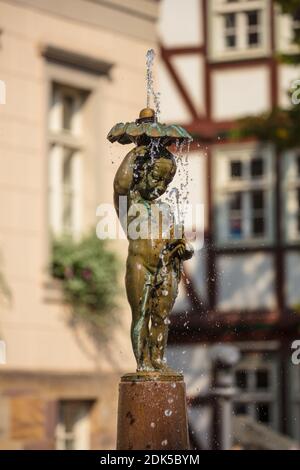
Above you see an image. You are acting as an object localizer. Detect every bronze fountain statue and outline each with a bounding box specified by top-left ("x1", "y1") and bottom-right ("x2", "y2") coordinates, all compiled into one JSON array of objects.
[
  {"x1": 111, "y1": 50, "x2": 193, "y2": 450},
  {"x1": 108, "y1": 106, "x2": 193, "y2": 376}
]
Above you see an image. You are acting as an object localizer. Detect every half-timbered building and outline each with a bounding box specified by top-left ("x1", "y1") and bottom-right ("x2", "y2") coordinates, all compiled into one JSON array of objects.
[{"x1": 158, "y1": 0, "x2": 300, "y2": 446}]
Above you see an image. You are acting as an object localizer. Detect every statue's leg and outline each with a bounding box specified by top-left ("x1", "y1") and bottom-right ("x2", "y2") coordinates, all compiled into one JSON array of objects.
[
  {"x1": 126, "y1": 261, "x2": 154, "y2": 371},
  {"x1": 150, "y1": 270, "x2": 178, "y2": 370}
]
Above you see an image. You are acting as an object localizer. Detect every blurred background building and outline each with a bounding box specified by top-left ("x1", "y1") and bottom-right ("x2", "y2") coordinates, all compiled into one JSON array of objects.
[
  {"x1": 0, "y1": 0, "x2": 299, "y2": 451},
  {"x1": 0, "y1": 0, "x2": 159, "y2": 450},
  {"x1": 159, "y1": 0, "x2": 300, "y2": 449}
]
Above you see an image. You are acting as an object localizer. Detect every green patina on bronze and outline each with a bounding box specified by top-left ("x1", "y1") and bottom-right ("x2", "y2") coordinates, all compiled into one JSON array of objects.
[
  {"x1": 108, "y1": 108, "x2": 193, "y2": 377},
  {"x1": 108, "y1": 107, "x2": 192, "y2": 147}
]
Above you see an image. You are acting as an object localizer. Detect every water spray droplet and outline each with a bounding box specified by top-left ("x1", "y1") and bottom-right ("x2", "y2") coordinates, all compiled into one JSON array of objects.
[{"x1": 146, "y1": 49, "x2": 161, "y2": 121}]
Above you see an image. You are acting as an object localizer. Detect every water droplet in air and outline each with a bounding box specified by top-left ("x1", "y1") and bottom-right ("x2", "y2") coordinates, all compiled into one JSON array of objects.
[{"x1": 161, "y1": 439, "x2": 168, "y2": 446}]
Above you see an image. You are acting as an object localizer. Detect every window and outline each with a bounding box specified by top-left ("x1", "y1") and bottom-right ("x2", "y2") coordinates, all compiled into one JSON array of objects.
[
  {"x1": 292, "y1": 8, "x2": 300, "y2": 42},
  {"x1": 246, "y1": 10, "x2": 261, "y2": 48},
  {"x1": 250, "y1": 157, "x2": 264, "y2": 179},
  {"x1": 55, "y1": 401, "x2": 92, "y2": 450},
  {"x1": 233, "y1": 351, "x2": 279, "y2": 429},
  {"x1": 283, "y1": 151, "x2": 300, "y2": 242},
  {"x1": 236, "y1": 370, "x2": 247, "y2": 390},
  {"x1": 48, "y1": 84, "x2": 85, "y2": 237},
  {"x1": 224, "y1": 13, "x2": 237, "y2": 48},
  {"x1": 62, "y1": 93, "x2": 76, "y2": 131},
  {"x1": 214, "y1": 146, "x2": 274, "y2": 245},
  {"x1": 231, "y1": 160, "x2": 242, "y2": 179},
  {"x1": 229, "y1": 192, "x2": 243, "y2": 238},
  {"x1": 251, "y1": 190, "x2": 265, "y2": 236},
  {"x1": 210, "y1": 0, "x2": 268, "y2": 59},
  {"x1": 256, "y1": 369, "x2": 269, "y2": 390}
]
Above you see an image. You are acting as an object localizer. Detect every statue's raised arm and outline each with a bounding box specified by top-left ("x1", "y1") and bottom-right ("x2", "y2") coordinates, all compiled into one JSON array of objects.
[{"x1": 114, "y1": 146, "x2": 136, "y2": 214}]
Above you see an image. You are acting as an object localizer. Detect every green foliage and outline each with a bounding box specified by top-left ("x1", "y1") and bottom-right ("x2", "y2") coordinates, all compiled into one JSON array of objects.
[
  {"x1": 293, "y1": 304, "x2": 300, "y2": 314},
  {"x1": 276, "y1": 0, "x2": 299, "y2": 15},
  {"x1": 51, "y1": 233, "x2": 119, "y2": 328},
  {"x1": 231, "y1": 105, "x2": 300, "y2": 151}
]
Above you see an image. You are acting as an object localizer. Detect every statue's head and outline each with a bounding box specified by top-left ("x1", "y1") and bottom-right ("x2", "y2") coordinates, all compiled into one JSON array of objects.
[{"x1": 133, "y1": 148, "x2": 176, "y2": 201}]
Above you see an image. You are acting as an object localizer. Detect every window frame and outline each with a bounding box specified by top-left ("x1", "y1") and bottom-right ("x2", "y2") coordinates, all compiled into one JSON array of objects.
[
  {"x1": 282, "y1": 149, "x2": 300, "y2": 243},
  {"x1": 48, "y1": 83, "x2": 85, "y2": 238},
  {"x1": 208, "y1": 0, "x2": 270, "y2": 62},
  {"x1": 212, "y1": 144, "x2": 275, "y2": 247},
  {"x1": 55, "y1": 400, "x2": 92, "y2": 450},
  {"x1": 233, "y1": 350, "x2": 280, "y2": 430},
  {"x1": 275, "y1": 6, "x2": 300, "y2": 55}
]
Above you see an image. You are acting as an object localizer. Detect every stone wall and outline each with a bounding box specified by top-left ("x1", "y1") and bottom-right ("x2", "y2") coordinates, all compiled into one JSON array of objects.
[{"x1": 0, "y1": 371, "x2": 120, "y2": 449}]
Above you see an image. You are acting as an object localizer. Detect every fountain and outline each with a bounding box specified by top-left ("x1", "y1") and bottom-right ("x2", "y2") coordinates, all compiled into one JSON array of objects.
[{"x1": 107, "y1": 49, "x2": 193, "y2": 450}]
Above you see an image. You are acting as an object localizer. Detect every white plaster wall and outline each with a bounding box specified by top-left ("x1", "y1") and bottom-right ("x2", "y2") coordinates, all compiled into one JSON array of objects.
[
  {"x1": 167, "y1": 344, "x2": 211, "y2": 450},
  {"x1": 285, "y1": 253, "x2": 300, "y2": 307},
  {"x1": 172, "y1": 54, "x2": 205, "y2": 114},
  {"x1": 216, "y1": 253, "x2": 276, "y2": 310},
  {"x1": 159, "y1": 0, "x2": 202, "y2": 47},
  {"x1": 167, "y1": 344, "x2": 210, "y2": 395},
  {"x1": 172, "y1": 246, "x2": 207, "y2": 314},
  {"x1": 158, "y1": 61, "x2": 191, "y2": 124},
  {"x1": 185, "y1": 245, "x2": 207, "y2": 303},
  {"x1": 170, "y1": 150, "x2": 208, "y2": 311},
  {"x1": 172, "y1": 280, "x2": 191, "y2": 314},
  {"x1": 170, "y1": 150, "x2": 207, "y2": 227},
  {"x1": 281, "y1": 149, "x2": 300, "y2": 242},
  {"x1": 276, "y1": 13, "x2": 296, "y2": 54},
  {"x1": 212, "y1": 67, "x2": 270, "y2": 120},
  {"x1": 278, "y1": 65, "x2": 300, "y2": 108}
]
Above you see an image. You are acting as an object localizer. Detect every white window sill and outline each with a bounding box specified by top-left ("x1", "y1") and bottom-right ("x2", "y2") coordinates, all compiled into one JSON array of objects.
[
  {"x1": 215, "y1": 237, "x2": 274, "y2": 249},
  {"x1": 209, "y1": 48, "x2": 270, "y2": 63},
  {"x1": 284, "y1": 237, "x2": 300, "y2": 245}
]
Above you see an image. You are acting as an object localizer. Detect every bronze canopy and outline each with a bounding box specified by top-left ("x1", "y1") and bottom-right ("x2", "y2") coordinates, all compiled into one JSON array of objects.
[{"x1": 107, "y1": 108, "x2": 192, "y2": 146}]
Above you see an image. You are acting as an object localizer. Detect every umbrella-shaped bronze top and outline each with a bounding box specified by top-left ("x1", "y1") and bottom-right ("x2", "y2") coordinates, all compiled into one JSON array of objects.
[{"x1": 107, "y1": 108, "x2": 192, "y2": 146}]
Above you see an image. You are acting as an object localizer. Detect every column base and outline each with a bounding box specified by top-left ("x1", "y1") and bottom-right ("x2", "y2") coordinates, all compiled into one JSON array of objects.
[{"x1": 116, "y1": 372, "x2": 189, "y2": 450}]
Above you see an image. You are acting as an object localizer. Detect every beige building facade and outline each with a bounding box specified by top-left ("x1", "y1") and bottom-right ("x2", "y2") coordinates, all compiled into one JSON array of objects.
[{"x1": 0, "y1": 0, "x2": 158, "y2": 449}]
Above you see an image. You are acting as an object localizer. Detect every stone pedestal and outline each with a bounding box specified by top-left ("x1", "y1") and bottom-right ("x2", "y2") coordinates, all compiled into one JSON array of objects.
[{"x1": 116, "y1": 372, "x2": 189, "y2": 450}]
